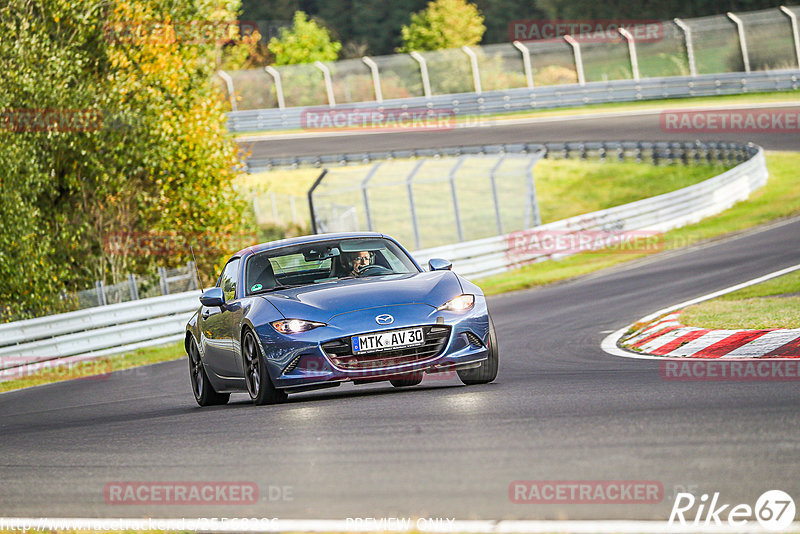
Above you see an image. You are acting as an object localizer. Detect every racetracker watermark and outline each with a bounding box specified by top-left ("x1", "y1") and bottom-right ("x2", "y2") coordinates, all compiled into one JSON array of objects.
[
  {"x1": 103, "y1": 230, "x2": 258, "y2": 257},
  {"x1": 0, "y1": 356, "x2": 112, "y2": 382},
  {"x1": 661, "y1": 360, "x2": 800, "y2": 381},
  {"x1": 670, "y1": 490, "x2": 795, "y2": 530},
  {"x1": 510, "y1": 480, "x2": 663, "y2": 504},
  {"x1": 300, "y1": 107, "x2": 459, "y2": 132},
  {"x1": 104, "y1": 482, "x2": 261, "y2": 505},
  {"x1": 103, "y1": 20, "x2": 259, "y2": 45},
  {"x1": 509, "y1": 19, "x2": 663, "y2": 42},
  {"x1": 0, "y1": 109, "x2": 103, "y2": 132},
  {"x1": 507, "y1": 229, "x2": 663, "y2": 259},
  {"x1": 661, "y1": 109, "x2": 800, "y2": 133}
]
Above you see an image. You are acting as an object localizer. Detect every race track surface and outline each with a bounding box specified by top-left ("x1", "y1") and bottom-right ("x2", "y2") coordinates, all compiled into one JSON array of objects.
[
  {"x1": 2, "y1": 216, "x2": 799, "y2": 519},
  {"x1": 239, "y1": 105, "x2": 800, "y2": 160}
]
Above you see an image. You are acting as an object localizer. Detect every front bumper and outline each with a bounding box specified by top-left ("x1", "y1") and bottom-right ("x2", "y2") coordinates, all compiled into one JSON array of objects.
[{"x1": 256, "y1": 298, "x2": 490, "y2": 389}]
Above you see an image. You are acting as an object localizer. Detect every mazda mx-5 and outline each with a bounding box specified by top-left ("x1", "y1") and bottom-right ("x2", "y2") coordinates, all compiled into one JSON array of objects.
[{"x1": 185, "y1": 232, "x2": 498, "y2": 406}]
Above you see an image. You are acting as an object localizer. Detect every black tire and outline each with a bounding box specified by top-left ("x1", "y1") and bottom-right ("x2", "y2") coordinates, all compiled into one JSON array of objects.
[
  {"x1": 457, "y1": 314, "x2": 499, "y2": 385},
  {"x1": 390, "y1": 372, "x2": 423, "y2": 388},
  {"x1": 242, "y1": 328, "x2": 288, "y2": 406},
  {"x1": 187, "y1": 337, "x2": 230, "y2": 407}
]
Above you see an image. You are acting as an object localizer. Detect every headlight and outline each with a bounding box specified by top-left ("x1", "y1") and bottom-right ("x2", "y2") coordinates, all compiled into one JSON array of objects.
[
  {"x1": 271, "y1": 319, "x2": 326, "y2": 334},
  {"x1": 437, "y1": 294, "x2": 475, "y2": 312}
]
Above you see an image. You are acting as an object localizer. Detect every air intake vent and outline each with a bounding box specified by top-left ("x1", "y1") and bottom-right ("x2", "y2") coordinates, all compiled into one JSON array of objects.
[
  {"x1": 283, "y1": 355, "x2": 301, "y2": 374},
  {"x1": 464, "y1": 332, "x2": 483, "y2": 347}
]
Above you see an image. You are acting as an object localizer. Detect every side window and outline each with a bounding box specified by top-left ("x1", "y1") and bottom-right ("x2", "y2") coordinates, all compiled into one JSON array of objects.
[{"x1": 218, "y1": 258, "x2": 240, "y2": 302}]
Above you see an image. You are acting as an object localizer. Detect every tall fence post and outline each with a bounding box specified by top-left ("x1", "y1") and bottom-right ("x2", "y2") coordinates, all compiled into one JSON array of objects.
[
  {"x1": 216, "y1": 70, "x2": 238, "y2": 112},
  {"x1": 128, "y1": 274, "x2": 139, "y2": 300},
  {"x1": 362, "y1": 56, "x2": 383, "y2": 102},
  {"x1": 448, "y1": 157, "x2": 466, "y2": 242},
  {"x1": 95, "y1": 280, "x2": 107, "y2": 306},
  {"x1": 410, "y1": 52, "x2": 433, "y2": 99},
  {"x1": 618, "y1": 28, "x2": 641, "y2": 81},
  {"x1": 270, "y1": 192, "x2": 279, "y2": 222},
  {"x1": 307, "y1": 169, "x2": 328, "y2": 234},
  {"x1": 314, "y1": 61, "x2": 336, "y2": 108},
  {"x1": 489, "y1": 154, "x2": 507, "y2": 235},
  {"x1": 564, "y1": 35, "x2": 586, "y2": 86},
  {"x1": 513, "y1": 41, "x2": 534, "y2": 88},
  {"x1": 673, "y1": 18, "x2": 697, "y2": 77},
  {"x1": 727, "y1": 12, "x2": 751, "y2": 73},
  {"x1": 361, "y1": 162, "x2": 383, "y2": 231},
  {"x1": 265, "y1": 66, "x2": 285, "y2": 109},
  {"x1": 524, "y1": 152, "x2": 544, "y2": 228},
  {"x1": 405, "y1": 160, "x2": 426, "y2": 249},
  {"x1": 780, "y1": 6, "x2": 800, "y2": 69},
  {"x1": 462, "y1": 46, "x2": 482, "y2": 95},
  {"x1": 158, "y1": 267, "x2": 169, "y2": 295}
]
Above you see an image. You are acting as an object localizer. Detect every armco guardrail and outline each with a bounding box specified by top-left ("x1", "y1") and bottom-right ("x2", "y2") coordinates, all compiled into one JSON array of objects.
[
  {"x1": 228, "y1": 70, "x2": 800, "y2": 134},
  {"x1": 0, "y1": 291, "x2": 201, "y2": 377},
  {"x1": 414, "y1": 142, "x2": 767, "y2": 278},
  {"x1": 0, "y1": 141, "x2": 766, "y2": 376}
]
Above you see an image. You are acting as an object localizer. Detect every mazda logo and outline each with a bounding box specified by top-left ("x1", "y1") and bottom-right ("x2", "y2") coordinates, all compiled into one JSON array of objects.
[{"x1": 375, "y1": 314, "x2": 394, "y2": 325}]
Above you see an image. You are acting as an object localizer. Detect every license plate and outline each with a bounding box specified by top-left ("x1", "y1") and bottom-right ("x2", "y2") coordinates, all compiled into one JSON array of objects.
[{"x1": 352, "y1": 328, "x2": 425, "y2": 354}]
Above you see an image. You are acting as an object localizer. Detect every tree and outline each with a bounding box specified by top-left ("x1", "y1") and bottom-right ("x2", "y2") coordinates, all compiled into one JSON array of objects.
[
  {"x1": 398, "y1": 0, "x2": 485, "y2": 52},
  {"x1": 267, "y1": 11, "x2": 342, "y2": 65},
  {"x1": 0, "y1": 0, "x2": 249, "y2": 320}
]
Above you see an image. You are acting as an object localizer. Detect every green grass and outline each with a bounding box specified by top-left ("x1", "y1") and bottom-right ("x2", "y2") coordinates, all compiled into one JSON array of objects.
[
  {"x1": 0, "y1": 341, "x2": 185, "y2": 394},
  {"x1": 477, "y1": 151, "x2": 800, "y2": 295},
  {"x1": 679, "y1": 270, "x2": 800, "y2": 329},
  {"x1": 233, "y1": 90, "x2": 800, "y2": 139}
]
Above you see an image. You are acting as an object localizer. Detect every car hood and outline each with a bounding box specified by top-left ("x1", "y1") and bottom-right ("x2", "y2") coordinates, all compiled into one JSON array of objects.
[{"x1": 261, "y1": 271, "x2": 462, "y2": 323}]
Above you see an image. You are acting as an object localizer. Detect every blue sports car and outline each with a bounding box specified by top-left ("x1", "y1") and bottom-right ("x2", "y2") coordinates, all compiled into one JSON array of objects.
[{"x1": 185, "y1": 232, "x2": 498, "y2": 406}]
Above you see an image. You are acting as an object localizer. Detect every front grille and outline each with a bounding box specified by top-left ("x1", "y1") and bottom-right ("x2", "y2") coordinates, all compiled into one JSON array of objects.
[{"x1": 321, "y1": 325, "x2": 451, "y2": 371}]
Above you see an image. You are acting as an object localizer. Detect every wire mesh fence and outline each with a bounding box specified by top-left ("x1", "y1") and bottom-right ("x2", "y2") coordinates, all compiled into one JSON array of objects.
[
  {"x1": 221, "y1": 7, "x2": 800, "y2": 111},
  {"x1": 309, "y1": 153, "x2": 544, "y2": 250}
]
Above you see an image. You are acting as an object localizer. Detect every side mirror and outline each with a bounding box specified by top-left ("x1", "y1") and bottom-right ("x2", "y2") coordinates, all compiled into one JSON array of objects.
[
  {"x1": 200, "y1": 287, "x2": 225, "y2": 307},
  {"x1": 428, "y1": 258, "x2": 453, "y2": 271}
]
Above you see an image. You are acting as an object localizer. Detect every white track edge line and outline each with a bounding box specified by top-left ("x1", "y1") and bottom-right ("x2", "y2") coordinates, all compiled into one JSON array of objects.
[
  {"x1": 1, "y1": 518, "x2": 798, "y2": 533},
  {"x1": 601, "y1": 262, "x2": 800, "y2": 360}
]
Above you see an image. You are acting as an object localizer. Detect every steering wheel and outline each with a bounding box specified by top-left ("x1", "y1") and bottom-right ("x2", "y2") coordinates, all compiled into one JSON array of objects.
[{"x1": 356, "y1": 264, "x2": 391, "y2": 276}]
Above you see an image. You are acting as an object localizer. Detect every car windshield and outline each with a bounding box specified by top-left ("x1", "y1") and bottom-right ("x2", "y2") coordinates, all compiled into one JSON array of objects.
[{"x1": 244, "y1": 237, "x2": 419, "y2": 295}]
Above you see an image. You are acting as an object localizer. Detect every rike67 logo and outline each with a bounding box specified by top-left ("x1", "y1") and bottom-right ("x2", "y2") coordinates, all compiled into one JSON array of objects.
[{"x1": 670, "y1": 490, "x2": 795, "y2": 531}]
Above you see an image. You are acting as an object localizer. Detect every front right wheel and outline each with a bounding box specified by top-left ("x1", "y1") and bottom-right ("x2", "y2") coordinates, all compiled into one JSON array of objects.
[{"x1": 457, "y1": 314, "x2": 499, "y2": 385}]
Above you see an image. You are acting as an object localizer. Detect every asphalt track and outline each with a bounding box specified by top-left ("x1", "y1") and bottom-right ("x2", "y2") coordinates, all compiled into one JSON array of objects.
[
  {"x1": 2, "y1": 106, "x2": 800, "y2": 521},
  {"x1": 239, "y1": 104, "x2": 800, "y2": 159}
]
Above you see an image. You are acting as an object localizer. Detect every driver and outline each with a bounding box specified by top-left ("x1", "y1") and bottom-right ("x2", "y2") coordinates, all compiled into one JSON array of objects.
[{"x1": 342, "y1": 250, "x2": 371, "y2": 277}]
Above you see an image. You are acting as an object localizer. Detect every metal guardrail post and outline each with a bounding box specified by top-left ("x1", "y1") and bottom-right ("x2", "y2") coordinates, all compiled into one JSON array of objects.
[
  {"x1": 448, "y1": 157, "x2": 466, "y2": 242},
  {"x1": 128, "y1": 274, "x2": 139, "y2": 300},
  {"x1": 361, "y1": 162, "x2": 382, "y2": 231},
  {"x1": 489, "y1": 155, "x2": 506, "y2": 234},
  {"x1": 563, "y1": 35, "x2": 586, "y2": 86},
  {"x1": 405, "y1": 160, "x2": 426, "y2": 249},
  {"x1": 462, "y1": 46, "x2": 482, "y2": 95},
  {"x1": 727, "y1": 13, "x2": 751, "y2": 73},
  {"x1": 780, "y1": 6, "x2": 800, "y2": 69},
  {"x1": 307, "y1": 169, "x2": 328, "y2": 234},
  {"x1": 618, "y1": 28, "x2": 641, "y2": 81},
  {"x1": 216, "y1": 70, "x2": 237, "y2": 112},
  {"x1": 315, "y1": 61, "x2": 336, "y2": 108},
  {"x1": 673, "y1": 19, "x2": 697, "y2": 77},
  {"x1": 512, "y1": 41, "x2": 534, "y2": 88},
  {"x1": 410, "y1": 51, "x2": 432, "y2": 99},
  {"x1": 362, "y1": 56, "x2": 383, "y2": 102},
  {"x1": 265, "y1": 66, "x2": 285, "y2": 109}
]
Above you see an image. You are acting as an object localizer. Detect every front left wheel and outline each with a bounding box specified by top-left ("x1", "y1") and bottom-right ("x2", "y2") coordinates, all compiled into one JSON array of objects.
[
  {"x1": 188, "y1": 337, "x2": 230, "y2": 407},
  {"x1": 243, "y1": 329, "x2": 288, "y2": 406},
  {"x1": 457, "y1": 314, "x2": 499, "y2": 385}
]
